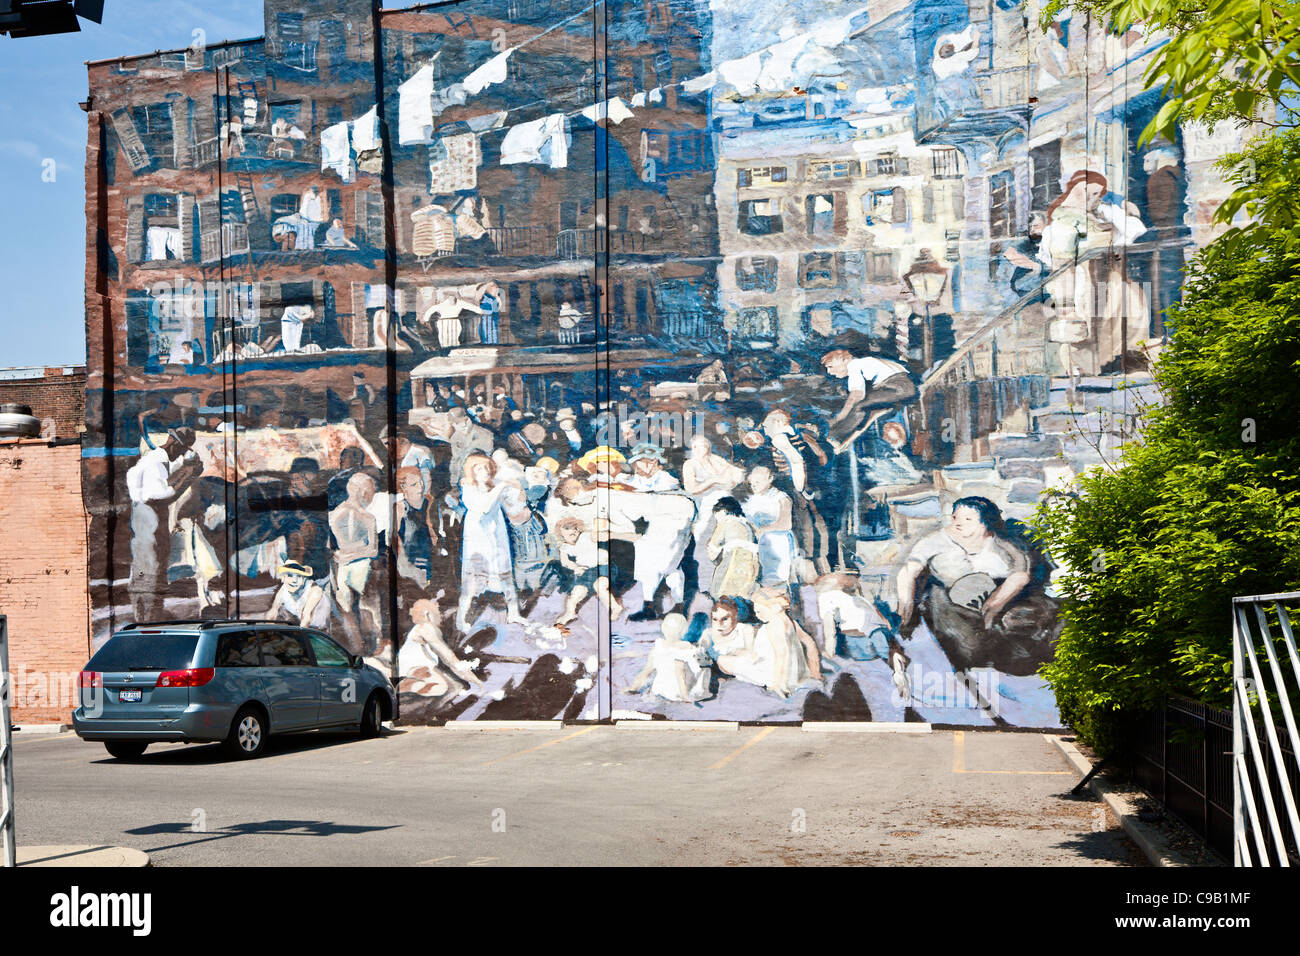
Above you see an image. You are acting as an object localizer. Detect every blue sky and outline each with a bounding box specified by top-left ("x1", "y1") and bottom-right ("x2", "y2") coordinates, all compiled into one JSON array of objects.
[{"x1": 0, "y1": 1, "x2": 268, "y2": 368}]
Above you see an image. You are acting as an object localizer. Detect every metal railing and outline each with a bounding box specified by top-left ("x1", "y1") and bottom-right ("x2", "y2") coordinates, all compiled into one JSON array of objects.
[
  {"x1": 1, "y1": 615, "x2": 14, "y2": 867},
  {"x1": 557, "y1": 228, "x2": 599, "y2": 260},
  {"x1": 651, "y1": 310, "x2": 727, "y2": 344},
  {"x1": 1129, "y1": 698, "x2": 1235, "y2": 861},
  {"x1": 487, "y1": 225, "x2": 556, "y2": 258},
  {"x1": 193, "y1": 132, "x2": 319, "y2": 167},
  {"x1": 1231, "y1": 592, "x2": 1300, "y2": 866}
]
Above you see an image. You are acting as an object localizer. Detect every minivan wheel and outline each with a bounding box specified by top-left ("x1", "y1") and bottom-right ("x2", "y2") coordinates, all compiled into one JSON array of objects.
[
  {"x1": 359, "y1": 694, "x2": 383, "y2": 738},
  {"x1": 104, "y1": 741, "x2": 148, "y2": 760},
  {"x1": 225, "y1": 706, "x2": 268, "y2": 758}
]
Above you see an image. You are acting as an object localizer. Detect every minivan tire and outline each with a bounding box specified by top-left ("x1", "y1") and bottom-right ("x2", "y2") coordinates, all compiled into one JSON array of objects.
[
  {"x1": 225, "y1": 706, "x2": 268, "y2": 758},
  {"x1": 104, "y1": 741, "x2": 148, "y2": 760},
  {"x1": 359, "y1": 694, "x2": 383, "y2": 738}
]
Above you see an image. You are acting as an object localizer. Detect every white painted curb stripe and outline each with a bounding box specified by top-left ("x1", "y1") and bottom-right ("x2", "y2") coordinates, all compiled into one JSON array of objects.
[{"x1": 441, "y1": 720, "x2": 567, "y2": 730}]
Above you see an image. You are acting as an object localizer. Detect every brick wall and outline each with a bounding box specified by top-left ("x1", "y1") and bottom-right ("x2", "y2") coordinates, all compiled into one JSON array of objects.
[
  {"x1": 0, "y1": 367, "x2": 86, "y2": 440},
  {"x1": 0, "y1": 440, "x2": 89, "y2": 723}
]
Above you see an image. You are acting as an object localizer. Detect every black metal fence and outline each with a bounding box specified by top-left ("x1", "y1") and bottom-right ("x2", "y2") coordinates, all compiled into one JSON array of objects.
[{"x1": 1128, "y1": 697, "x2": 1299, "y2": 865}]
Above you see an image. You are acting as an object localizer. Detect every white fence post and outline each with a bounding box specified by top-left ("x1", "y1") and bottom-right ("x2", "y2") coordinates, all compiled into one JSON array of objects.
[{"x1": 1232, "y1": 592, "x2": 1300, "y2": 866}]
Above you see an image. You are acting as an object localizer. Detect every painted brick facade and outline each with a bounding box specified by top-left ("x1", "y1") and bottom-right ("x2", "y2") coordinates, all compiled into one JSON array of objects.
[{"x1": 0, "y1": 367, "x2": 87, "y2": 440}]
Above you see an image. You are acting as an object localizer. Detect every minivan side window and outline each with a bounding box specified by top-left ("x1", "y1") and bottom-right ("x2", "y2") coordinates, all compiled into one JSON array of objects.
[
  {"x1": 216, "y1": 631, "x2": 262, "y2": 667},
  {"x1": 308, "y1": 634, "x2": 350, "y2": 667},
  {"x1": 256, "y1": 630, "x2": 313, "y2": 667}
]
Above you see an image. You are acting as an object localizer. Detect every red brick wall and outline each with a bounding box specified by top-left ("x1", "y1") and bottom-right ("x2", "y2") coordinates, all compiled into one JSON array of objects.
[
  {"x1": 0, "y1": 440, "x2": 89, "y2": 723},
  {"x1": 0, "y1": 368, "x2": 86, "y2": 440}
]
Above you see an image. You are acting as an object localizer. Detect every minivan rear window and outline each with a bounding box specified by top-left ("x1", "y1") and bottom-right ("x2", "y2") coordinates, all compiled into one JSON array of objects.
[{"x1": 87, "y1": 632, "x2": 200, "y2": 672}]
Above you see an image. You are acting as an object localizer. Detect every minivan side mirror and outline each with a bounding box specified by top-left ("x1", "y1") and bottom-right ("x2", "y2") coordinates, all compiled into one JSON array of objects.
[{"x1": 350, "y1": 655, "x2": 363, "y2": 669}]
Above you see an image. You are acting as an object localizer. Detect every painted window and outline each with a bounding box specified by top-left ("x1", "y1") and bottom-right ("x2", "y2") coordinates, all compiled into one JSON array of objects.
[
  {"x1": 1030, "y1": 140, "x2": 1062, "y2": 212},
  {"x1": 805, "y1": 193, "x2": 836, "y2": 235},
  {"x1": 989, "y1": 170, "x2": 1015, "y2": 238},
  {"x1": 738, "y1": 198, "x2": 783, "y2": 235},
  {"x1": 799, "y1": 251, "x2": 840, "y2": 288},
  {"x1": 737, "y1": 165, "x2": 787, "y2": 188},
  {"x1": 736, "y1": 255, "x2": 778, "y2": 292},
  {"x1": 932, "y1": 146, "x2": 962, "y2": 178},
  {"x1": 736, "y1": 306, "x2": 779, "y2": 340},
  {"x1": 808, "y1": 160, "x2": 859, "y2": 182},
  {"x1": 867, "y1": 251, "x2": 896, "y2": 282}
]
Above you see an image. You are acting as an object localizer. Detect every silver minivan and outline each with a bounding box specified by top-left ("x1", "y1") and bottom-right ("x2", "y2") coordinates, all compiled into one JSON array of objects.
[{"x1": 73, "y1": 621, "x2": 397, "y2": 759}]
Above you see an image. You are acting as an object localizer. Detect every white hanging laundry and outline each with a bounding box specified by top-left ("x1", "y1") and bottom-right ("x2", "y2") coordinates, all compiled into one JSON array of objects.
[
  {"x1": 649, "y1": 87, "x2": 664, "y2": 104},
  {"x1": 242, "y1": 97, "x2": 258, "y2": 125},
  {"x1": 855, "y1": 87, "x2": 894, "y2": 113},
  {"x1": 719, "y1": 51, "x2": 765, "y2": 95},
  {"x1": 320, "y1": 121, "x2": 354, "y2": 183},
  {"x1": 606, "y1": 97, "x2": 634, "y2": 124},
  {"x1": 350, "y1": 106, "x2": 381, "y2": 152},
  {"x1": 581, "y1": 97, "x2": 635, "y2": 125},
  {"x1": 500, "y1": 113, "x2": 569, "y2": 169},
  {"x1": 463, "y1": 49, "x2": 512, "y2": 95},
  {"x1": 146, "y1": 226, "x2": 182, "y2": 261},
  {"x1": 630, "y1": 91, "x2": 648, "y2": 108},
  {"x1": 759, "y1": 34, "x2": 808, "y2": 91},
  {"x1": 398, "y1": 64, "x2": 437, "y2": 145},
  {"x1": 932, "y1": 24, "x2": 980, "y2": 79},
  {"x1": 810, "y1": 13, "x2": 857, "y2": 46},
  {"x1": 682, "y1": 71, "x2": 717, "y2": 94},
  {"x1": 428, "y1": 131, "x2": 481, "y2": 194}
]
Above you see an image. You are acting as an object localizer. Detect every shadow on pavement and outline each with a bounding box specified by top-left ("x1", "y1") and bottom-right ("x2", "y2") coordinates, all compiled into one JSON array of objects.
[
  {"x1": 87, "y1": 729, "x2": 412, "y2": 766},
  {"x1": 124, "y1": 818, "x2": 402, "y2": 855}
]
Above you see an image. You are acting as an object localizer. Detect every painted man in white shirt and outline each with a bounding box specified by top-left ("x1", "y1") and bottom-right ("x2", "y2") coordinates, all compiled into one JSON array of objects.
[
  {"x1": 820, "y1": 348, "x2": 918, "y2": 451},
  {"x1": 280, "y1": 304, "x2": 314, "y2": 353},
  {"x1": 125, "y1": 427, "x2": 202, "y2": 622}
]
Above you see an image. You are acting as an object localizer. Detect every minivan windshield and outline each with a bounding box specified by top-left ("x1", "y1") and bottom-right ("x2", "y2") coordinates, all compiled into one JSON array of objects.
[{"x1": 87, "y1": 632, "x2": 200, "y2": 671}]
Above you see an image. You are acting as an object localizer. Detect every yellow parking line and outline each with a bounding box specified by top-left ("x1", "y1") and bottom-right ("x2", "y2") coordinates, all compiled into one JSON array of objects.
[
  {"x1": 479, "y1": 725, "x2": 599, "y2": 767},
  {"x1": 951, "y1": 730, "x2": 1072, "y2": 775},
  {"x1": 708, "y1": 726, "x2": 776, "y2": 770}
]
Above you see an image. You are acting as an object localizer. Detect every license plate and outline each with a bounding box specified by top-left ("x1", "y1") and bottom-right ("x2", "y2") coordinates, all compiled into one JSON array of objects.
[{"x1": 119, "y1": 689, "x2": 142, "y2": 703}]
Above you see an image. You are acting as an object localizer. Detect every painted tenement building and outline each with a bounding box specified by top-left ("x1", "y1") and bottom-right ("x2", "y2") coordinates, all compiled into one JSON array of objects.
[{"x1": 83, "y1": 0, "x2": 1251, "y2": 725}]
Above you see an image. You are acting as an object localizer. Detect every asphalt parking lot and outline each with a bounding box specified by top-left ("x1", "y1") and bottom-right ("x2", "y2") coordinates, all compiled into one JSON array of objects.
[{"x1": 13, "y1": 725, "x2": 1146, "y2": 866}]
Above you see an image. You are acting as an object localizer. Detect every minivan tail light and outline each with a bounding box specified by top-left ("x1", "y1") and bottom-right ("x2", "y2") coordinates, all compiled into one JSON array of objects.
[
  {"x1": 155, "y1": 668, "x2": 215, "y2": 688},
  {"x1": 79, "y1": 671, "x2": 102, "y2": 688}
]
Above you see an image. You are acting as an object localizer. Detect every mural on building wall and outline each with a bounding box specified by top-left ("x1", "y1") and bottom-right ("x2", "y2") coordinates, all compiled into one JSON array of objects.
[{"x1": 82, "y1": 0, "x2": 1248, "y2": 725}]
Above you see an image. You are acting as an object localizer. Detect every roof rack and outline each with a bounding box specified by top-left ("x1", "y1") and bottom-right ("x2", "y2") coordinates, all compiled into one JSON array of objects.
[{"x1": 118, "y1": 619, "x2": 270, "y2": 631}]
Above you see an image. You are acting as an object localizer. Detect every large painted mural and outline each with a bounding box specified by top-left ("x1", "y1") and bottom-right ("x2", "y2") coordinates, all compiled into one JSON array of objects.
[{"x1": 83, "y1": 0, "x2": 1247, "y2": 725}]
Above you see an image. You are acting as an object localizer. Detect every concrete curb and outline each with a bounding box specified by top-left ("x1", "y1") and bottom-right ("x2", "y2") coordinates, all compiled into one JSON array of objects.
[
  {"x1": 13, "y1": 723, "x2": 73, "y2": 734},
  {"x1": 614, "y1": 720, "x2": 738, "y2": 731},
  {"x1": 802, "y1": 721, "x2": 932, "y2": 733},
  {"x1": 1045, "y1": 734, "x2": 1211, "y2": 868},
  {"x1": 18, "y1": 845, "x2": 150, "y2": 867}
]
